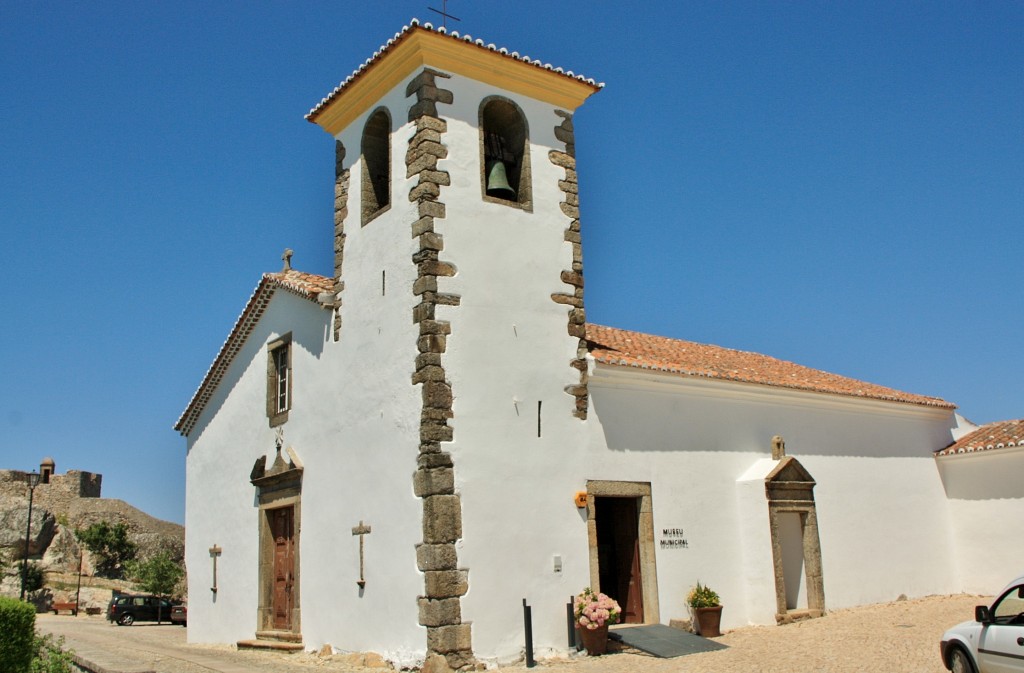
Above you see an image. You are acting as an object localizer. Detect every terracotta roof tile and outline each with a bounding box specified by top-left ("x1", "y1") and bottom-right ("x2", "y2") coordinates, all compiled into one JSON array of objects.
[
  {"x1": 305, "y1": 19, "x2": 603, "y2": 122},
  {"x1": 266, "y1": 269, "x2": 334, "y2": 299},
  {"x1": 935, "y1": 419, "x2": 1024, "y2": 456},
  {"x1": 586, "y1": 324, "x2": 955, "y2": 409},
  {"x1": 174, "y1": 271, "x2": 333, "y2": 436}
]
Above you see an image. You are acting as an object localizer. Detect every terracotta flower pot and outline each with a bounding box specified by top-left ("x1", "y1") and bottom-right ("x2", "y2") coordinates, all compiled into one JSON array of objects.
[
  {"x1": 578, "y1": 623, "x2": 609, "y2": 655},
  {"x1": 693, "y1": 605, "x2": 723, "y2": 637}
]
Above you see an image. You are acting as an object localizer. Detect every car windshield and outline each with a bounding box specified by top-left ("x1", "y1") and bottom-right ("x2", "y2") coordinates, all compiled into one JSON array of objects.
[{"x1": 992, "y1": 585, "x2": 1024, "y2": 624}]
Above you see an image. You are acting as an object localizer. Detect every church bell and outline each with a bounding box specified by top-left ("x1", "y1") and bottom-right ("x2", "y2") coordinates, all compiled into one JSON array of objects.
[{"x1": 485, "y1": 159, "x2": 517, "y2": 200}]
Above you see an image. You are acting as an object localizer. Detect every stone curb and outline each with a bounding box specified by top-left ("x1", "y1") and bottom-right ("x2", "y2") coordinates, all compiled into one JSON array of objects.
[{"x1": 71, "y1": 652, "x2": 156, "y2": 673}]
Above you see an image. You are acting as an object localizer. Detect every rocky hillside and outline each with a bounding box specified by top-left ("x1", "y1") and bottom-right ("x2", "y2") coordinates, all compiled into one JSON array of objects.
[{"x1": 0, "y1": 471, "x2": 184, "y2": 607}]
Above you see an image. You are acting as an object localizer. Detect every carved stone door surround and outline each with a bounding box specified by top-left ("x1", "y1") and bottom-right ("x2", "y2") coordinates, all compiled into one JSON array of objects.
[{"x1": 764, "y1": 456, "x2": 825, "y2": 623}]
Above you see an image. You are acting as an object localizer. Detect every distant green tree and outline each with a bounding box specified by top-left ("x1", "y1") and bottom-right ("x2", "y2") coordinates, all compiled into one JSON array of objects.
[
  {"x1": 74, "y1": 522, "x2": 136, "y2": 579},
  {"x1": 126, "y1": 552, "x2": 183, "y2": 597}
]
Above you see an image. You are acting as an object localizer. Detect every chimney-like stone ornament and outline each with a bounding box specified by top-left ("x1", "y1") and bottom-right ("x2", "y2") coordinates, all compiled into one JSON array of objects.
[
  {"x1": 281, "y1": 248, "x2": 294, "y2": 272},
  {"x1": 771, "y1": 435, "x2": 786, "y2": 460}
]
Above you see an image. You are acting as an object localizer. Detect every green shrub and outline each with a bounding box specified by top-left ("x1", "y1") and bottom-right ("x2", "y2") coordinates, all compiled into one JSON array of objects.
[
  {"x1": 0, "y1": 596, "x2": 36, "y2": 673},
  {"x1": 20, "y1": 561, "x2": 45, "y2": 593},
  {"x1": 31, "y1": 633, "x2": 75, "y2": 673}
]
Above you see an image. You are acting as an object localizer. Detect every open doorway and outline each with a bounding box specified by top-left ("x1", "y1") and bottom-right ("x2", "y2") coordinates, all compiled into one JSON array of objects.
[
  {"x1": 586, "y1": 480, "x2": 659, "y2": 625},
  {"x1": 595, "y1": 497, "x2": 644, "y2": 623}
]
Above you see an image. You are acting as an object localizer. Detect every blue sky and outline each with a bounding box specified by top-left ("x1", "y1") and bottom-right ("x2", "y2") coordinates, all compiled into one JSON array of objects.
[{"x1": 2, "y1": 2, "x2": 1021, "y2": 525}]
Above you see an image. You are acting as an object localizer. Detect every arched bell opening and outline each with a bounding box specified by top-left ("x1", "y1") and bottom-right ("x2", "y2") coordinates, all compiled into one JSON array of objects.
[
  {"x1": 361, "y1": 107, "x2": 391, "y2": 225},
  {"x1": 479, "y1": 97, "x2": 532, "y2": 210}
]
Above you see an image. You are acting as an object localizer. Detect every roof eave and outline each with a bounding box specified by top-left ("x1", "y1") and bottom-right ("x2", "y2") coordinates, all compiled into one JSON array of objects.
[
  {"x1": 589, "y1": 355, "x2": 956, "y2": 413},
  {"x1": 307, "y1": 22, "x2": 602, "y2": 136},
  {"x1": 173, "y1": 273, "x2": 332, "y2": 437}
]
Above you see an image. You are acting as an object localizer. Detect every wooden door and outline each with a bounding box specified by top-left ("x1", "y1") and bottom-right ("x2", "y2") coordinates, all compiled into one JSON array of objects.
[{"x1": 270, "y1": 506, "x2": 294, "y2": 630}]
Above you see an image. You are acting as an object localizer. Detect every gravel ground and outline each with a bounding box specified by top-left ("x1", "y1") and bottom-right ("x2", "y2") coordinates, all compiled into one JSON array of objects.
[{"x1": 37, "y1": 594, "x2": 985, "y2": 673}]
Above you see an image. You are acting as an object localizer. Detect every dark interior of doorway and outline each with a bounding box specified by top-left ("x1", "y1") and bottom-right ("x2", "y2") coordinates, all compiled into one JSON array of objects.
[{"x1": 595, "y1": 496, "x2": 644, "y2": 623}]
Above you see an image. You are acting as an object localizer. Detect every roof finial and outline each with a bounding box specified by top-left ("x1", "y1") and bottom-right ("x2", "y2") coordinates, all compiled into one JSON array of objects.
[
  {"x1": 771, "y1": 435, "x2": 786, "y2": 460},
  {"x1": 428, "y1": 1, "x2": 461, "y2": 29},
  {"x1": 282, "y1": 248, "x2": 293, "y2": 272}
]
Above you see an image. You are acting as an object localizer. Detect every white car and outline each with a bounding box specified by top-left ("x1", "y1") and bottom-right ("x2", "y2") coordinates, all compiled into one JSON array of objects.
[{"x1": 941, "y1": 573, "x2": 1024, "y2": 673}]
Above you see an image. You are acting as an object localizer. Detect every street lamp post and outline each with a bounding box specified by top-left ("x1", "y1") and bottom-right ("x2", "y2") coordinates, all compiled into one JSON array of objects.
[{"x1": 20, "y1": 470, "x2": 40, "y2": 601}]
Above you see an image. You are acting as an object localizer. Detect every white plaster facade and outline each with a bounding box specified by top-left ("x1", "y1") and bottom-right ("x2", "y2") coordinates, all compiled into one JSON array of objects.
[{"x1": 177, "y1": 21, "x2": 1024, "y2": 668}]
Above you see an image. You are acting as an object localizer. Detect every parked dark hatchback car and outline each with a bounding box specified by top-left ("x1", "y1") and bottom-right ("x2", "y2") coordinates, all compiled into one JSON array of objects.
[
  {"x1": 170, "y1": 603, "x2": 186, "y2": 626},
  {"x1": 106, "y1": 594, "x2": 176, "y2": 625}
]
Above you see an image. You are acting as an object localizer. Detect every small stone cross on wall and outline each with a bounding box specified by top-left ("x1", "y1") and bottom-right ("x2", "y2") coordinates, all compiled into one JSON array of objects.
[
  {"x1": 209, "y1": 544, "x2": 222, "y2": 593},
  {"x1": 352, "y1": 521, "x2": 371, "y2": 588}
]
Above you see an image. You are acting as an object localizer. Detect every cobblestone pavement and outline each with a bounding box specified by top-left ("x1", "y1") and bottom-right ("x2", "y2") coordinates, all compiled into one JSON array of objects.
[{"x1": 37, "y1": 594, "x2": 984, "y2": 673}]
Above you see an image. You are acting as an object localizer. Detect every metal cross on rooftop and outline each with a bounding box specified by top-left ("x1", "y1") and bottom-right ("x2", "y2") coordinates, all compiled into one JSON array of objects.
[{"x1": 428, "y1": 0, "x2": 461, "y2": 29}]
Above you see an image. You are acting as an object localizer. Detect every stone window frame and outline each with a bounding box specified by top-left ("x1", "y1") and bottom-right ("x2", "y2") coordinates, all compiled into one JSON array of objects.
[
  {"x1": 478, "y1": 96, "x2": 533, "y2": 212},
  {"x1": 266, "y1": 333, "x2": 292, "y2": 427},
  {"x1": 361, "y1": 107, "x2": 392, "y2": 225},
  {"x1": 585, "y1": 480, "x2": 660, "y2": 624}
]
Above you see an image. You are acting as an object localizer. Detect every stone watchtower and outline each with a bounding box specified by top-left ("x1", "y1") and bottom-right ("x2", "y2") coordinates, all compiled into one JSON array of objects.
[{"x1": 306, "y1": 21, "x2": 601, "y2": 667}]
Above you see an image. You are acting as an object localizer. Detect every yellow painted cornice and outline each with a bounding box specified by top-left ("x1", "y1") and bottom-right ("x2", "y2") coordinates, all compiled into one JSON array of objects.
[{"x1": 309, "y1": 27, "x2": 601, "y2": 136}]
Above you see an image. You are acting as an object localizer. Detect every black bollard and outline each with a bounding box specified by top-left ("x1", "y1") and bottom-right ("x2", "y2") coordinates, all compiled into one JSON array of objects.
[
  {"x1": 566, "y1": 598, "x2": 577, "y2": 648},
  {"x1": 523, "y1": 598, "x2": 535, "y2": 668}
]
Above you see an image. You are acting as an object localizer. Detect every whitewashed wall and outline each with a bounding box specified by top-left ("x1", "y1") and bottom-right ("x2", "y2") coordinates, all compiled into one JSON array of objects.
[
  {"x1": 185, "y1": 293, "x2": 330, "y2": 645},
  {"x1": 297, "y1": 80, "x2": 425, "y2": 666},
  {"x1": 186, "y1": 59, "x2": 983, "y2": 667},
  {"x1": 586, "y1": 366, "x2": 960, "y2": 631},
  {"x1": 185, "y1": 76, "x2": 429, "y2": 664},
  {"x1": 446, "y1": 351, "x2": 961, "y2": 661},
  {"x1": 393, "y1": 68, "x2": 965, "y2": 661},
  {"x1": 937, "y1": 448, "x2": 1024, "y2": 594},
  {"x1": 428, "y1": 73, "x2": 597, "y2": 662}
]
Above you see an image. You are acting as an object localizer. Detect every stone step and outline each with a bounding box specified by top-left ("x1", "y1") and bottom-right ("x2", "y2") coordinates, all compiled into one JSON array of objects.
[
  {"x1": 254, "y1": 630, "x2": 303, "y2": 643},
  {"x1": 237, "y1": 632, "x2": 304, "y2": 652}
]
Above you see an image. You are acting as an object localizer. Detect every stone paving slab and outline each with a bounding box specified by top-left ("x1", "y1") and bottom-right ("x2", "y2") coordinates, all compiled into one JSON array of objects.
[
  {"x1": 35, "y1": 594, "x2": 989, "y2": 673},
  {"x1": 36, "y1": 615, "x2": 255, "y2": 673}
]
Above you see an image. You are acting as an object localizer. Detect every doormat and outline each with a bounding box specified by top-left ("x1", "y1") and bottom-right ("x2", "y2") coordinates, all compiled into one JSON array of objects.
[{"x1": 609, "y1": 624, "x2": 728, "y2": 658}]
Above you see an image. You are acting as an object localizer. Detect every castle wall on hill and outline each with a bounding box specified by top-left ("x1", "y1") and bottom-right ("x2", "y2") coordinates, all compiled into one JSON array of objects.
[{"x1": 0, "y1": 469, "x2": 103, "y2": 514}]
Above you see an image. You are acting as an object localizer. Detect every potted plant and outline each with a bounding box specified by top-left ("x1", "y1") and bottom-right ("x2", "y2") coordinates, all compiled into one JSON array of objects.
[
  {"x1": 573, "y1": 587, "x2": 621, "y2": 655},
  {"x1": 687, "y1": 582, "x2": 723, "y2": 637}
]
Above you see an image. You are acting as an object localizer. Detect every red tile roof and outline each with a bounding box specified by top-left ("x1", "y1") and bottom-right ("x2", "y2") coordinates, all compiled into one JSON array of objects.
[
  {"x1": 935, "y1": 419, "x2": 1024, "y2": 456},
  {"x1": 174, "y1": 271, "x2": 333, "y2": 436},
  {"x1": 586, "y1": 324, "x2": 955, "y2": 409}
]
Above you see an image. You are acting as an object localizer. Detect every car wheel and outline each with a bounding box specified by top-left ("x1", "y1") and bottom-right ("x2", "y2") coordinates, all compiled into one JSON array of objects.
[
  {"x1": 949, "y1": 647, "x2": 976, "y2": 673},
  {"x1": 117, "y1": 613, "x2": 134, "y2": 626}
]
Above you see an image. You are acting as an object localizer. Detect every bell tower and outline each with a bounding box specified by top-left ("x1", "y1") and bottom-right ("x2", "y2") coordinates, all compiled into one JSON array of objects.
[{"x1": 307, "y1": 20, "x2": 601, "y2": 667}]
